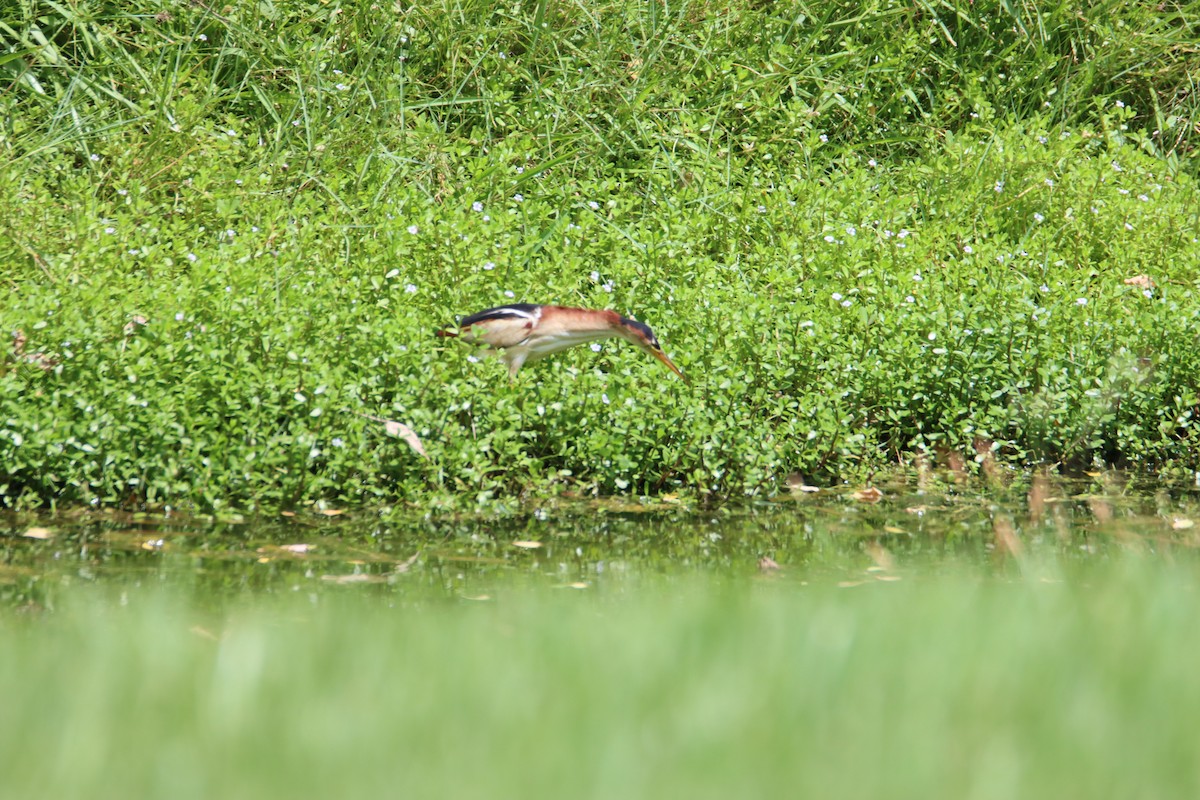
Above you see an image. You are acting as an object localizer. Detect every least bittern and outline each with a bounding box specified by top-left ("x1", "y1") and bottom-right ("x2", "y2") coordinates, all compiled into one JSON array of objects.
[{"x1": 437, "y1": 303, "x2": 686, "y2": 382}]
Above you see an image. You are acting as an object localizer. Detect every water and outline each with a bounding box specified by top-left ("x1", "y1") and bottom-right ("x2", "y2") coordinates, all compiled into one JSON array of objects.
[{"x1": 6, "y1": 474, "x2": 1199, "y2": 607}]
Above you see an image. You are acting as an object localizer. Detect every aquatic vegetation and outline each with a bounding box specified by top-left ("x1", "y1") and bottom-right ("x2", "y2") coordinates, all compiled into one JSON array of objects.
[{"x1": 1, "y1": 1, "x2": 1198, "y2": 510}]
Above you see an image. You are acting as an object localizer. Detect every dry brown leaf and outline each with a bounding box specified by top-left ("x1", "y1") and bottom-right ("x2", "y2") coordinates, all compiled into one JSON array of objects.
[
  {"x1": 394, "y1": 551, "x2": 420, "y2": 573},
  {"x1": 1172, "y1": 518, "x2": 1195, "y2": 530},
  {"x1": 280, "y1": 510, "x2": 296, "y2": 517},
  {"x1": 512, "y1": 540, "x2": 542, "y2": 549},
  {"x1": 280, "y1": 543, "x2": 313, "y2": 554},
  {"x1": 852, "y1": 486, "x2": 884, "y2": 503},
  {"x1": 141, "y1": 538, "x2": 165, "y2": 551},
  {"x1": 1123, "y1": 274, "x2": 1155, "y2": 288},
  {"x1": 974, "y1": 437, "x2": 1000, "y2": 482},
  {"x1": 358, "y1": 412, "x2": 427, "y2": 458},
  {"x1": 837, "y1": 580, "x2": 866, "y2": 588},
  {"x1": 757, "y1": 556, "x2": 781, "y2": 571},
  {"x1": 22, "y1": 527, "x2": 54, "y2": 540},
  {"x1": 319, "y1": 508, "x2": 346, "y2": 517},
  {"x1": 123, "y1": 315, "x2": 149, "y2": 336},
  {"x1": 320, "y1": 573, "x2": 384, "y2": 584},
  {"x1": 874, "y1": 575, "x2": 903, "y2": 582},
  {"x1": 556, "y1": 582, "x2": 589, "y2": 590},
  {"x1": 12, "y1": 330, "x2": 27, "y2": 355}
]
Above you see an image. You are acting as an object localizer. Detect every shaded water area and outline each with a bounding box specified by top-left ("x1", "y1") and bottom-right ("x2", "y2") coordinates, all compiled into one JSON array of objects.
[{"x1": 6, "y1": 473, "x2": 1200, "y2": 606}]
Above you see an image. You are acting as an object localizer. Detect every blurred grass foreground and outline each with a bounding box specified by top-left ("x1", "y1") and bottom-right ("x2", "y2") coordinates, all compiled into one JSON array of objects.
[
  {"x1": 2, "y1": 563, "x2": 1199, "y2": 799},
  {"x1": 2, "y1": 0, "x2": 1199, "y2": 510}
]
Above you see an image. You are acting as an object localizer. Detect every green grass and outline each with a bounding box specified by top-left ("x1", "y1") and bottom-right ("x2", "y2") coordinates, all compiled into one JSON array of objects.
[
  {"x1": 3, "y1": 562, "x2": 1200, "y2": 799},
  {"x1": 2, "y1": 0, "x2": 1199, "y2": 510}
]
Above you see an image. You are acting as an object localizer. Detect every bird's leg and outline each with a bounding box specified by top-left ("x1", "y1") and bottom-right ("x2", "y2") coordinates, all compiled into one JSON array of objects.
[{"x1": 504, "y1": 350, "x2": 528, "y2": 382}]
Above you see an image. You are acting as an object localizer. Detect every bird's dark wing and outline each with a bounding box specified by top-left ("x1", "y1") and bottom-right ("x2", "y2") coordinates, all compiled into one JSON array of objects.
[{"x1": 459, "y1": 304, "x2": 543, "y2": 328}]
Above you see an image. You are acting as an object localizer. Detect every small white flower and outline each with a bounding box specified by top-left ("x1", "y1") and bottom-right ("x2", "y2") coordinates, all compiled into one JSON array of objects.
[
  {"x1": 846, "y1": 226, "x2": 856, "y2": 236},
  {"x1": 294, "y1": 392, "x2": 307, "y2": 403},
  {"x1": 757, "y1": 205, "x2": 766, "y2": 213},
  {"x1": 332, "y1": 438, "x2": 345, "y2": 447},
  {"x1": 105, "y1": 226, "x2": 116, "y2": 235},
  {"x1": 335, "y1": 83, "x2": 348, "y2": 91},
  {"x1": 404, "y1": 283, "x2": 417, "y2": 293},
  {"x1": 187, "y1": 252, "x2": 197, "y2": 262},
  {"x1": 840, "y1": 300, "x2": 852, "y2": 308},
  {"x1": 1118, "y1": 188, "x2": 1130, "y2": 195},
  {"x1": 1044, "y1": 178, "x2": 1054, "y2": 187},
  {"x1": 90, "y1": 153, "x2": 100, "y2": 162},
  {"x1": 1138, "y1": 194, "x2": 1149, "y2": 202},
  {"x1": 407, "y1": 225, "x2": 419, "y2": 235},
  {"x1": 601, "y1": 393, "x2": 610, "y2": 405},
  {"x1": 588, "y1": 201, "x2": 600, "y2": 210},
  {"x1": 1112, "y1": 161, "x2": 1123, "y2": 172},
  {"x1": 963, "y1": 245, "x2": 973, "y2": 254},
  {"x1": 1038, "y1": 136, "x2": 1048, "y2": 144},
  {"x1": 867, "y1": 158, "x2": 877, "y2": 167},
  {"x1": 590, "y1": 271, "x2": 600, "y2": 282},
  {"x1": 1115, "y1": 100, "x2": 1125, "y2": 108},
  {"x1": 483, "y1": 261, "x2": 495, "y2": 271},
  {"x1": 1125, "y1": 222, "x2": 1134, "y2": 230},
  {"x1": 504, "y1": 290, "x2": 515, "y2": 298},
  {"x1": 472, "y1": 201, "x2": 483, "y2": 212},
  {"x1": 831, "y1": 292, "x2": 843, "y2": 301},
  {"x1": 514, "y1": 193, "x2": 524, "y2": 202},
  {"x1": 819, "y1": 134, "x2": 828, "y2": 143},
  {"x1": 927, "y1": 332, "x2": 936, "y2": 341},
  {"x1": 309, "y1": 447, "x2": 321, "y2": 458},
  {"x1": 482, "y1": 215, "x2": 490, "y2": 222},
  {"x1": 905, "y1": 295, "x2": 915, "y2": 304},
  {"x1": 117, "y1": 188, "x2": 128, "y2": 196},
  {"x1": 198, "y1": 33, "x2": 208, "y2": 41},
  {"x1": 897, "y1": 229, "x2": 909, "y2": 239},
  {"x1": 601, "y1": 281, "x2": 614, "y2": 293},
  {"x1": 175, "y1": 312, "x2": 185, "y2": 321},
  {"x1": 1143, "y1": 289, "x2": 1153, "y2": 299},
  {"x1": 590, "y1": 343, "x2": 602, "y2": 352},
  {"x1": 824, "y1": 234, "x2": 836, "y2": 243},
  {"x1": 515, "y1": 166, "x2": 525, "y2": 174},
  {"x1": 1075, "y1": 297, "x2": 1088, "y2": 306},
  {"x1": 912, "y1": 272, "x2": 922, "y2": 281},
  {"x1": 1034, "y1": 213, "x2": 1045, "y2": 223},
  {"x1": 994, "y1": 180, "x2": 1004, "y2": 193}
]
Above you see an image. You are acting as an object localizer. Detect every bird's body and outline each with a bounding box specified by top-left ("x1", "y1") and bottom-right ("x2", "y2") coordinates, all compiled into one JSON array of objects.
[{"x1": 437, "y1": 304, "x2": 685, "y2": 381}]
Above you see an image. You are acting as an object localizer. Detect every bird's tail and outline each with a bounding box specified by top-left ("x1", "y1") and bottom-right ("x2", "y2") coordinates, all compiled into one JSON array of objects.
[{"x1": 434, "y1": 329, "x2": 458, "y2": 338}]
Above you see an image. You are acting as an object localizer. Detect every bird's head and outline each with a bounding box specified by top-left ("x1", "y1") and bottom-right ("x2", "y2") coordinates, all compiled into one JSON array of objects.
[{"x1": 617, "y1": 317, "x2": 687, "y2": 382}]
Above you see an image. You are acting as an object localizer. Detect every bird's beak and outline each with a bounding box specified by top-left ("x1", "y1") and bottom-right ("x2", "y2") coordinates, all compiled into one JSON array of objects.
[{"x1": 652, "y1": 349, "x2": 688, "y2": 382}]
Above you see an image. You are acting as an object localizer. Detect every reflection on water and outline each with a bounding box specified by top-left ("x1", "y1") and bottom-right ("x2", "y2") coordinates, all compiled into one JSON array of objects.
[{"x1": 4, "y1": 473, "x2": 1200, "y2": 608}]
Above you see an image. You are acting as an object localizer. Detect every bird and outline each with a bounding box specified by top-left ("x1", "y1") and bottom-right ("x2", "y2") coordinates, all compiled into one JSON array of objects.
[{"x1": 437, "y1": 303, "x2": 686, "y2": 382}]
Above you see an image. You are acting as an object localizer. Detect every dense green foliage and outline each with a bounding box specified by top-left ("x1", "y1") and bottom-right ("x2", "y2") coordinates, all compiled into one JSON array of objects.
[
  {"x1": 5, "y1": 563, "x2": 1200, "y2": 798},
  {"x1": 2, "y1": 0, "x2": 1199, "y2": 509}
]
